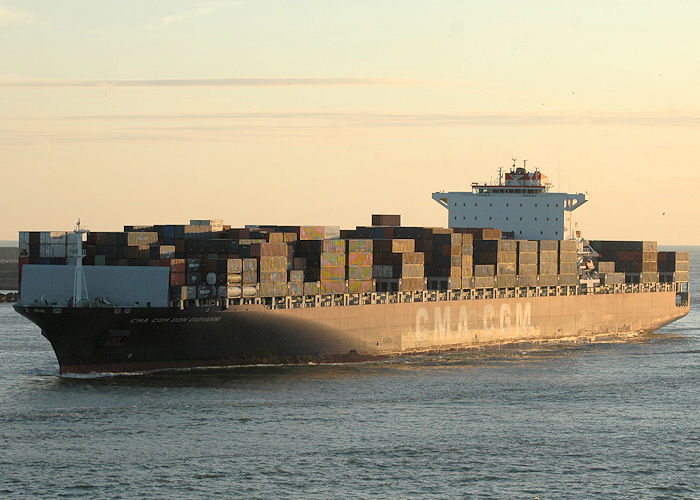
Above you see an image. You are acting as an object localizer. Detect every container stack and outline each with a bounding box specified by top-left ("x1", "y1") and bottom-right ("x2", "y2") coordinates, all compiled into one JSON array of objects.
[
  {"x1": 353, "y1": 225, "x2": 394, "y2": 240},
  {"x1": 372, "y1": 240, "x2": 396, "y2": 291},
  {"x1": 347, "y1": 239, "x2": 373, "y2": 293},
  {"x1": 517, "y1": 240, "x2": 538, "y2": 287},
  {"x1": 657, "y1": 251, "x2": 690, "y2": 283},
  {"x1": 372, "y1": 214, "x2": 401, "y2": 226},
  {"x1": 400, "y1": 249, "x2": 425, "y2": 292},
  {"x1": 589, "y1": 241, "x2": 659, "y2": 284},
  {"x1": 538, "y1": 240, "x2": 559, "y2": 286},
  {"x1": 456, "y1": 227, "x2": 502, "y2": 241},
  {"x1": 295, "y1": 238, "x2": 321, "y2": 293},
  {"x1": 40, "y1": 231, "x2": 68, "y2": 260},
  {"x1": 320, "y1": 239, "x2": 346, "y2": 294},
  {"x1": 474, "y1": 239, "x2": 517, "y2": 288},
  {"x1": 255, "y1": 242, "x2": 289, "y2": 297},
  {"x1": 169, "y1": 259, "x2": 186, "y2": 287},
  {"x1": 218, "y1": 258, "x2": 243, "y2": 299},
  {"x1": 242, "y1": 258, "x2": 257, "y2": 286},
  {"x1": 22, "y1": 216, "x2": 688, "y2": 304},
  {"x1": 186, "y1": 258, "x2": 202, "y2": 287},
  {"x1": 190, "y1": 219, "x2": 224, "y2": 232},
  {"x1": 391, "y1": 239, "x2": 424, "y2": 291},
  {"x1": 558, "y1": 240, "x2": 578, "y2": 285},
  {"x1": 597, "y1": 261, "x2": 624, "y2": 285},
  {"x1": 150, "y1": 245, "x2": 175, "y2": 260},
  {"x1": 96, "y1": 232, "x2": 130, "y2": 264},
  {"x1": 473, "y1": 264, "x2": 495, "y2": 288},
  {"x1": 19, "y1": 231, "x2": 74, "y2": 265},
  {"x1": 461, "y1": 233, "x2": 474, "y2": 289},
  {"x1": 288, "y1": 269, "x2": 305, "y2": 296},
  {"x1": 299, "y1": 225, "x2": 341, "y2": 241},
  {"x1": 420, "y1": 229, "x2": 458, "y2": 289}
]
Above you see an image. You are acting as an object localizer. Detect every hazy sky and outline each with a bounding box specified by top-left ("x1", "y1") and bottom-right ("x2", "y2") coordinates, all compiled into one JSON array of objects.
[{"x1": 2, "y1": 1, "x2": 700, "y2": 244}]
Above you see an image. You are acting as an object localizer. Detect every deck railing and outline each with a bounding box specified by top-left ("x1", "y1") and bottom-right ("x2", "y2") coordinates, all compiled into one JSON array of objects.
[{"x1": 210, "y1": 281, "x2": 688, "y2": 311}]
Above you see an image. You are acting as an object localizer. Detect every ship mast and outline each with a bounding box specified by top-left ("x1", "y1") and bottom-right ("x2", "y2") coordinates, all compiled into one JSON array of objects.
[{"x1": 70, "y1": 219, "x2": 89, "y2": 307}]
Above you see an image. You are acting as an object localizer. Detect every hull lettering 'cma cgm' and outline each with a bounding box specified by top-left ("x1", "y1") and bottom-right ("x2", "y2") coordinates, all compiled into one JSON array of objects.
[{"x1": 15, "y1": 163, "x2": 690, "y2": 374}]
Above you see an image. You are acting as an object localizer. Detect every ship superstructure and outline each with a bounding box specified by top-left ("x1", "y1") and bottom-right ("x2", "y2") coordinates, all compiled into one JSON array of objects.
[{"x1": 432, "y1": 162, "x2": 587, "y2": 240}]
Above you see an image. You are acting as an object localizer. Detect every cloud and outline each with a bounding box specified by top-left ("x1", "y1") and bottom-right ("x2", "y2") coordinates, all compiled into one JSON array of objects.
[
  {"x1": 160, "y1": 1, "x2": 243, "y2": 26},
  {"x1": 5, "y1": 111, "x2": 700, "y2": 146},
  {"x1": 44, "y1": 111, "x2": 700, "y2": 127},
  {"x1": 0, "y1": 77, "x2": 417, "y2": 87},
  {"x1": 0, "y1": 5, "x2": 37, "y2": 26}
]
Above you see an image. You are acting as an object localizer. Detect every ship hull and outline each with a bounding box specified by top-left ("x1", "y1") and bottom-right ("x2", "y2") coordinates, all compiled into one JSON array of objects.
[{"x1": 15, "y1": 290, "x2": 689, "y2": 374}]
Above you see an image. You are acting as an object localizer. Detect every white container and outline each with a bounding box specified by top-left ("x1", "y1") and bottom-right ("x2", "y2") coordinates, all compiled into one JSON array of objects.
[
  {"x1": 323, "y1": 226, "x2": 341, "y2": 240},
  {"x1": 39, "y1": 244, "x2": 66, "y2": 258},
  {"x1": 40, "y1": 231, "x2": 67, "y2": 245}
]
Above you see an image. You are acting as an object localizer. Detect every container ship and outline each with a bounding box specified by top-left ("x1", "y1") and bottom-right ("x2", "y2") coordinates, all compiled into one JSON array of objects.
[{"x1": 14, "y1": 164, "x2": 691, "y2": 374}]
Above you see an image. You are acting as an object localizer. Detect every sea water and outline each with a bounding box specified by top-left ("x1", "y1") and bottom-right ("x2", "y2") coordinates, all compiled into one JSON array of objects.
[{"x1": 0, "y1": 248, "x2": 698, "y2": 498}]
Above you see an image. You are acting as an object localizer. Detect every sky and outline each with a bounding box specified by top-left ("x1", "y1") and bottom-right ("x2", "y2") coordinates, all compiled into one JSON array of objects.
[{"x1": 1, "y1": 0, "x2": 700, "y2": 244}]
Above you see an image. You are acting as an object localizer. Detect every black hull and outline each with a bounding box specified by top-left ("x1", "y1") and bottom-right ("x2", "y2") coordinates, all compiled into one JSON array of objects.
[{"x1": 14, "y1": 305, "x2": 374, "y2": 373}]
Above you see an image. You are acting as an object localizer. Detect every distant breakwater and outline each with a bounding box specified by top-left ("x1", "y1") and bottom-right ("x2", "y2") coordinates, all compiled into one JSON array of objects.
[{"x1": 0, "y1": 292, "x2": 18, "y2": 303}]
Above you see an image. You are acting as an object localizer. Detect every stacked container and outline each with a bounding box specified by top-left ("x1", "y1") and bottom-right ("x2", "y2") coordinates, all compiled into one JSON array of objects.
[
  {"x1": 348, "y1": 239, "x2": 373, "y2": 293},
  {"x1": 474, "y1": 239, "x2": 517, "y2": 287},
  {"x1": 372, "y1": 214, "x2": 401, "y2": 226},
  {"x1": 473, "y1": 264, "x2": 495, "y2": 288},
  {"x1": 517, "y1": 240, "x2": 538, "y2": 287},
  {"x1": 255, "y1": 242, "x2": 288, "y2": 297},
  {"x1": 400, "y1": 250, "x2": 425, "y2": 291},
  {"x1": 558, "y1": 240, "x2": 578, "y2": 285},
  {"x1": 657, "y1": 251, "x2": 690, "y2": 283},
  {"x1": 538, "y1": 240, "x2": 559, "y2": 286},
  {"x1": 288, "y1": 269, "x2": 305, "y2": 296},
  {"x1": 589, "y1": 241, "x2": 659, "y2": 284},
  {"x1": 320, "y1": 239, "x2": 346, "y2": 294},
  {"x1": 597, "y1": 261, "x2": 624, "y2": 285},
  {"x1": 23, "y1": 217, "x2": 687, "y2": 303}
]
